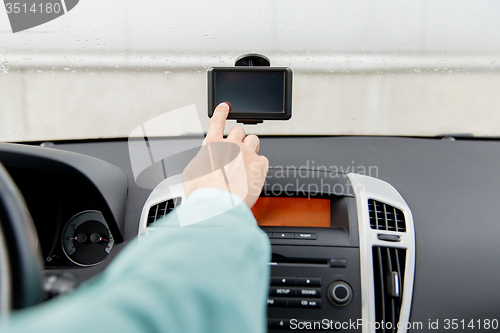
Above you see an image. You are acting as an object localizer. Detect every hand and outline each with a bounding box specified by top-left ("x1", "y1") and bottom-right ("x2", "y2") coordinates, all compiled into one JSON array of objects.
[{"x1": 182, "y1": 103, "x2": 269, "y2": 208}]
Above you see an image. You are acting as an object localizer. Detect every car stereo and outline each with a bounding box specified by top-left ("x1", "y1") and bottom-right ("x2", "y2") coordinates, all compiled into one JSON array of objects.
[
  {"x1": 139, "y1": 170, "x2": 416, "y2": 333},
  {"x1": 255, "y1": 171, "x2": 362, "y2": 331}
]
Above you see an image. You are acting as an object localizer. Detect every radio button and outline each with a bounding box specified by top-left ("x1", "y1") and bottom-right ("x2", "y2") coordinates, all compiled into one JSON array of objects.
[
  {"x1": 267, "y1": 298, "x2": 287, "y2": 307},
  {"x1": 298, "y1": 288, "x2": 321, "y2": 297},
  {"x1": 294, "y1": 232, "x2": 317, "y2": 240},
  {"x1": 269, "y1": 319, "x2": 291, "y2": 329},
  {"x1": 273, "y1": 232, "x2": 294, "y2": 239},
  {"x1": 297, "y1": 277, "x2": 321, "y2": 286},
  {"x1": 270, "y1": 287, "x2": 296, "y2": 296},
  {"x1": 271, "y1": 276, "x2": 296, "y2": 286},
  {"x1": 288, "y1": 299, "x2": 322, "y2": 308}
]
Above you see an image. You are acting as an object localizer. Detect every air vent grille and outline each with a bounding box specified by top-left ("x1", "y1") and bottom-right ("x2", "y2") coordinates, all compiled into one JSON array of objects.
[
  {"x1": 373, "y1": 246, "x2": 406, "y2": 333},
  {"x1": 147, "y1": 197, "x2": 182, "y2": 227},
  {"x1": 368, "y1": 199, "x2": 406, "y2": 232}
]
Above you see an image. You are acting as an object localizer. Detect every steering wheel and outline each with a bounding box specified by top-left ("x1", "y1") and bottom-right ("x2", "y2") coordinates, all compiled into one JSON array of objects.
[{"x1": 0, "y1": 162, "x2": 43, "y2": 315}]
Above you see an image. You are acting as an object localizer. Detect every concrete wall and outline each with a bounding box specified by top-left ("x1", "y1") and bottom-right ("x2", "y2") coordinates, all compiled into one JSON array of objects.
[
  {"x1": 1, "y1": 0, "x2": 500, "y2": 141},
  {"x1": 1, "y1": 68, "x2": 499, "y2": 142}
]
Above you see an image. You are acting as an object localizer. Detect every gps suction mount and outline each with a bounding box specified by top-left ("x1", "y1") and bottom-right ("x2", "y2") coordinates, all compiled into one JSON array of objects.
[{"x1": 235, "y1": 53, "x2": 271, "y2": 67}]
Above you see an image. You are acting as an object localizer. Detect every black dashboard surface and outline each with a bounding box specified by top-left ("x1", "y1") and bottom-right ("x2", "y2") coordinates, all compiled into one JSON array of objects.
[{"x1": 52, "y1": 136, "x2": 500, "y2": 327}]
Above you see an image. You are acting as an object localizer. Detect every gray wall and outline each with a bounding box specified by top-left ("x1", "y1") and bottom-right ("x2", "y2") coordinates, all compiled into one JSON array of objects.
[{"x1": 1, "y1": 0, "x2": 500, "y2": 141}]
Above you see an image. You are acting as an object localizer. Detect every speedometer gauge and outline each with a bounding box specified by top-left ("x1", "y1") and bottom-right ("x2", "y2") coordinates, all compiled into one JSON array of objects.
[{"x1": 61, "y1": 211, "x2": 114, "y2": 267}]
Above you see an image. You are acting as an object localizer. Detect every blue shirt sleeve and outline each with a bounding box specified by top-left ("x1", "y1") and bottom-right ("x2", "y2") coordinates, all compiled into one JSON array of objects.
[{"x1": 2, "y1": 188, "x2": 271, "y2": 333}]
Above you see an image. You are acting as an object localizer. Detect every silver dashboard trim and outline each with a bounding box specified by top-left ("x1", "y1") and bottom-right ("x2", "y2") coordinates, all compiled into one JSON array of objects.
[
  {"x1": 138, "y1": 174, "x2": 185, "y2": 238},
  {"x1": 347, "y1": 173, "x2": 415, "y2": 333}
]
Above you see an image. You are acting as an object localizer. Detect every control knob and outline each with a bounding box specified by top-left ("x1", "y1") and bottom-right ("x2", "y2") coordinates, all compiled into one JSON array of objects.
[{"x1": 327, "y1": 281, "x2": 353, "y2": 306}]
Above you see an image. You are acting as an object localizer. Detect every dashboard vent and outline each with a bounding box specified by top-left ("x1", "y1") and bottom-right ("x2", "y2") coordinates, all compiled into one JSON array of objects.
[
  {"x1": 147, "y1": 197, "x2": 182, "y2": 227},
  {"x1": 372, "y1": 246, "x2": 406, "y2": 333},
  {"x1": 368, "y1": 199, "x2": 406, "y2": 232}
]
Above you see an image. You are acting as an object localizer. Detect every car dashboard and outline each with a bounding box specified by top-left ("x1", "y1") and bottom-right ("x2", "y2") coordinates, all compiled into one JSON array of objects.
[{"x1": 1, "y1": 136, "x2": 500, "y2": 332}]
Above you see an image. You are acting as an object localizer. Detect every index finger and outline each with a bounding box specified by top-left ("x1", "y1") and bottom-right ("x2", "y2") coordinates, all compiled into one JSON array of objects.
[{"x1": 206, "y1": 102, "x2": 230, "y2": 141}]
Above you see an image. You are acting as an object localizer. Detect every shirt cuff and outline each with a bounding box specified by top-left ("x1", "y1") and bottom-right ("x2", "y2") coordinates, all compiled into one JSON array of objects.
[{"x1": 171, "y1": 187, "x2": 256, "y2": 228}]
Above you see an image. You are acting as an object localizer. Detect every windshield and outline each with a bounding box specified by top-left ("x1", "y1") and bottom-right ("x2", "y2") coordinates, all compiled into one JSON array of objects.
[{"x1": 1, "y1": 0, "x2": 500, "y2": 142}]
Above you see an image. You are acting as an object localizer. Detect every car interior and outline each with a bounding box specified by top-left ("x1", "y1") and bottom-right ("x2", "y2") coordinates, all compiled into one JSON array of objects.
[{"x1": 1, "y1": 1, "x2": 500, "y2": 332}]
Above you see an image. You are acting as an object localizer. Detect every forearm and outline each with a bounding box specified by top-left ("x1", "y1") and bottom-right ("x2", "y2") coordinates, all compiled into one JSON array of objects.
[{"x1": 3, "y1": 188, "x2": 271, "y2": 333}]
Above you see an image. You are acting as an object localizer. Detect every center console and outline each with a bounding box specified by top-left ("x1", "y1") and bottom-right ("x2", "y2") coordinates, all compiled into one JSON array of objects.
[
  {"x1": 255, "y1": 171, "x2": 361, "y2": 331},
  {"x1": 139, "y1": 170, "x2": 415, "y2": 333}
]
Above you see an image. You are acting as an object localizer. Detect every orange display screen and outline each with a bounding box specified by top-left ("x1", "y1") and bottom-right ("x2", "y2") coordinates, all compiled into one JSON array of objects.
[{"x1": 251, "y1": 197, "x2": 331, "y2": 227}]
